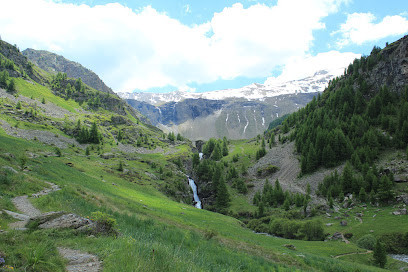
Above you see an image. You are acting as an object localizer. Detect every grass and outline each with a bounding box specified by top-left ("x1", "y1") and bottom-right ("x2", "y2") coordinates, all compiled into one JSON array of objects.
[
  {"x1": 14, "y1": 78, "x2": 81, "y2": 113},
  {"x1": 0, "y1": 89, "x2": 405, "y2": 271}
]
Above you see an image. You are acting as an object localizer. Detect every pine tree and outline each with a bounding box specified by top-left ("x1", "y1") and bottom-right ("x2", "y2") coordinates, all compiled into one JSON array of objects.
[
  {"x1": 85, "y1": 146, "x2": 90, "y2": 156},
  {"x1": 118, "y1": 161, "x2": 124, "y2": 172},
  {"x1": 377, "y1": 175, "x2": 393, "y2": 203},
  {"x1": 341, "y1": 162, "x2": 354, "y2": 193},
  {"x1": 89, "y1": 122, "x2": 100, "y2": 144},
  {"x1": 222, "y1": 137, "x2": 229, "y2": 156},
  {"x1": 211, "y1": 143, "x2": 222, "y2": 161},
  {"x1": 373, "y1": 240, "x2": 387, "y2": 268},
  {"x1": 359, "y1": 187, "x2": 367, "y2": 202},
  {"x1": 192, "y1": 153, "x2": 200, "y2": 168},
  {"x1": 269, "y1": 132, "x2": 275, "y2": 148},
  {"x1": 215, "y1": 176, "x2": 230, "y2": 212},
  {"x1": 7, "y1": 78, "x2": 16, "y2": 93}
]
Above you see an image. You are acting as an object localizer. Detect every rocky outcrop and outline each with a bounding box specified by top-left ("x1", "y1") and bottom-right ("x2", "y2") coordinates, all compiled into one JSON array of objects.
[{"x1": 23, "y1": 48, "x2": 115, "y2": 94}]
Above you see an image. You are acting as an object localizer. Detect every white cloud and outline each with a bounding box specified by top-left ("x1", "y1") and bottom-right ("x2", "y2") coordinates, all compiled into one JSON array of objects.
[
  {"x1": 184, "y1": 4, "x2": 191, "y2": 14},
  {"x1": 334, "y1": 12, "x2": 408, "y2": 48},
  {"x1": 0, "y1": 0, "x2": 348, "y2": 92},
  {"x1": 264, "y1": 50, "x2": 360, "y2": 85}
]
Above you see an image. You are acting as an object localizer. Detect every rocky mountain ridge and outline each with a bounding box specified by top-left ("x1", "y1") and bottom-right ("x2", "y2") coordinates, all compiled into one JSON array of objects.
[
  {"x1": 23, "y1": 48, "x2": 115, "y2": 95},
  {"x1": 119, "y1": 68, "x2": 340, "y2": 105}
]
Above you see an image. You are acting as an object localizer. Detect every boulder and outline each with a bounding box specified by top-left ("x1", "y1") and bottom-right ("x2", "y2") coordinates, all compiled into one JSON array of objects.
[
  {"x1": 329, "y1": 232, "x2": 343, "y2": 240},
  {"x1": 283, "y1": 244, "x2": 296, "y2": 250},
  {"x1": 100, "y1": 153, "x2": 115, "y2": 159},
  {"x1": 38, "y1": 213, "x2": 93, "y2": 230},
  {"x1": 28, "y1": 211, "x2": 65, "y2": 225},
  {"x1": 1, "y1": 166, "x2": 18, "y2": 174},
  {"x1": 340, "y1": 220, "x2": 348, "y2": 226},
  {"x1": 396, "y1": 195, "x2": 408, "y2": 205},
  {"x1": 356, "y1": 212, "x2": 363, "y2": 217}
]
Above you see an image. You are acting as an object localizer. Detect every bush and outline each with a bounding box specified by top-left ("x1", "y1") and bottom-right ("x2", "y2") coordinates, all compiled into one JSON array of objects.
[
  {"x1": 357, "y1": 234, "x2": 377, "y2": 250},
  {"x1": 204, "y1": 229, "x2": 218, "y2": 240},
  {"x1": 379, "y1": 232, "x2": 408, "y2": 254},
  {"x1": 0, "y1": 169, "x2": 14, "y2": 185},
  {"x1": 301, "y1": 220, "x2": 325, "y2": 241},
  {"x1": 91, "y1": 211, "x2": 118, "y2": 237}
]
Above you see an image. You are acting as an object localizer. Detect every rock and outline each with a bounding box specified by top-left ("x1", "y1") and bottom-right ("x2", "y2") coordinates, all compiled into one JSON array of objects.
[
  {"x1": 326, "y1": 223, "x2": 333, "y2": 227},
  {"x1": 38, "y1": 213, "x2": 93, "y2": 230},
  {"x1": 396, "y1": 195, "x2": 408, "y2": 205},
  {"x1": 3, "y1": 210, "x2": 30, "y2": 221},
  {"x1": 283, "y1": 244, "x2": 296, "y2": 250},
  {"x1": 399, "y1": 208, "x2": 407, "y2": 215},
  {"x1": 329, "y1": 232, "x2": 343, "y2": 240},
  {"x1": 342, "y1": 202, "x2": 349, "y2": 209},
  {"x1": 370, "y1": 230, "x2": 374, "y2": 233},
  {"x1": 373, "y1": 214, "x2": 377, "y2": 218},
  {"x1": 28, "y1": 211, "x2": 66, "y2": 225},
  {"x1": 356, "y1": 212, "x2": 363, "y2": 217},
  {"x1": 340, "y1": 220, "x2": 348, "y2": 226},
  {"x1": 392, "y1": 211, "x2": 401, "y2": 215},
  {"x1": 100, "y1": 153, "x2": 115, "y2": 159},
  {"x1": 335, "y1": 216, "x2": 342, "y2": 220},
  {"x1": 1, "y1": 166, "x2": 18, "y2": 174},
  {"x1": 326, "y1": 213, "x2": 331, "y2": 217}
]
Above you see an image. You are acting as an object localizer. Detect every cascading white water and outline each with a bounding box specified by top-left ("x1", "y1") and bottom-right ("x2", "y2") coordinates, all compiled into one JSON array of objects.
[
  {"x1": 188, "y1": 177, "x2": 202, "y2": 209},
  {"x1": 199, "y1": 152, "x2": 203, "y2": 160}
]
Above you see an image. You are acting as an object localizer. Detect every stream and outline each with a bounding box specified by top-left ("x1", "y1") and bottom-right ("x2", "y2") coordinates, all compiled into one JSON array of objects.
[
  {"x1": 188, "y1": 177, "x2": 201, "y2": 209},
  {"x1": 390, "y1": 254, "x2": 408, "y2": 263}
]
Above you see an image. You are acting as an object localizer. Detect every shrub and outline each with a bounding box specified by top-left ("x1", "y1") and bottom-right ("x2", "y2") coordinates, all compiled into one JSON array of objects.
[
  {"x1": 91, "y1": 211, "x2": 118, "y2": 237},
  {"x1": 301, "y1": 220, "x2": 325, "y2": 241},
  {"x1": 357, "y1": 234, "x2": 377, "y2": 250},
  {"x1": 344, "y1": 233, "x2": 353, "y2": 239},
  {"x1": 204, "y1": 229, "x2": 218, "y2": 240},
  {"x1": 55, "y1": 148, "x2": 62, "y2": 157},
  {"x1": 0, "y1": 169, "x2": 14, "y2": 185}
]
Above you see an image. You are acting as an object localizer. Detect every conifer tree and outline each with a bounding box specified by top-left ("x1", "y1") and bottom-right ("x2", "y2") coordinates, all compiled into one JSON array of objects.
[
  {"x1": 7, "y1": 78, "x2": 16, "y2": 93},
  {"x1": 212, "y1": 143, "x2": 222, "y2": 161},
  {"x1": 359, "y1": 187, "x2": 367, "y2": 202},
  {"x1": 222, "y1": 137, "x2": 229, "y2": 156},
  {"x1": 89, "y1": 121, "x2": 100, "y2": 144},
  {"x1": 216, "y1": 176, "x2": 230, "y2": 212},
  {"x1": 373, "y1": 240, "x2": 387, "y2": 268}
]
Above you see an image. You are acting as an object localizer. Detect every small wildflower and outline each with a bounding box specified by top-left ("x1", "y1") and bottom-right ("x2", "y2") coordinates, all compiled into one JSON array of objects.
[{"x1": 0, "y1": 257, "x2": 5, "y2": 264}]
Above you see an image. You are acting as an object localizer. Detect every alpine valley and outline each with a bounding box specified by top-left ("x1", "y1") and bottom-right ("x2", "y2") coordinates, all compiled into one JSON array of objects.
[{"x1": 1, "y1": 30, "x2": 408, "y2": 272}]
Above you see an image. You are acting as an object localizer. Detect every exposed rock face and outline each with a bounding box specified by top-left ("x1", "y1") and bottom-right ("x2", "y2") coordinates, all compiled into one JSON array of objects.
[
  {"x1": 127, "y1": 93, "x2": 316, "y2": 140},
  {"x1": 365, "y1": 36, "x2": 408, "y2": 93},
  {"x1": 23, "y1": 48, "x2": 115, "y2": 94},
  {"x1": 0, "y1": 40, "x2": 46, "y2": 84}
]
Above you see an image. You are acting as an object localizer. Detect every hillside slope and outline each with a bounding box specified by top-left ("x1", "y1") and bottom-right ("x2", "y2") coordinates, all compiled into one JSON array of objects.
[{"x1": 23, "y1": 48, "x2": 115, "y2": 94}]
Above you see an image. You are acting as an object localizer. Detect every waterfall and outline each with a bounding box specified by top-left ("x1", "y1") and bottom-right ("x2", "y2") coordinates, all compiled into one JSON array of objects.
[
  {"x1": 188, "y1": 177, "x2": 202, "y2": 209},
  {"x1": 199, "y1": 152, "x2": 203, "y2": 160}
]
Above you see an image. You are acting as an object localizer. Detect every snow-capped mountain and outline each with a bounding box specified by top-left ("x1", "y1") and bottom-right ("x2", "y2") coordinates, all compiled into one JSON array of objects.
[
  {"x1": 121, "y1": 67, "x2": 344, "y2": 140},
  {"x1": 119, "y1": 69, "x2": 341, "y2": 105}
]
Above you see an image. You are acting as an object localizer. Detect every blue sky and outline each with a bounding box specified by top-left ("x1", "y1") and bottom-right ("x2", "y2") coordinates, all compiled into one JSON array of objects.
[{"x1": 1, "y1": 0, "x2": 407, "y2": 93}]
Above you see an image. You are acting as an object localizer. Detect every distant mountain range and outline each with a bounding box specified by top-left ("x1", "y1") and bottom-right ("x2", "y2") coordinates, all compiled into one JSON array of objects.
[
  {"x1": 120, "y1": 68, "x2": 343, "y2": 140},
  {"x1": 120, "y1": 69, "x2": 339, "y2": 105}
]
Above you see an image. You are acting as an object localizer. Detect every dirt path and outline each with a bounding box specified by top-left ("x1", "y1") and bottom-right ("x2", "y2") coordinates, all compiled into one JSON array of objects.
[
  {"x1": 58, "y1": 248, "x2": 102, "y2": 272},
  {"x1": 4, "y1": 182, "x2": 102, "y2": 271},
  {"x1": 11, "y1": 196, "x2": 42, "y2": 217},
  {"x1": 334, "y1": 250, "x2": 372, "y2": 259}
]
